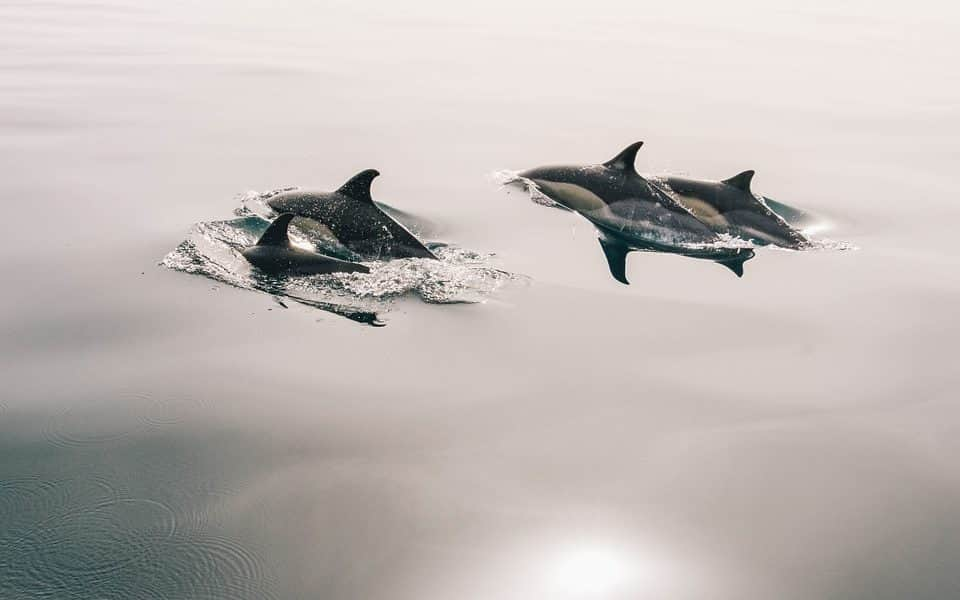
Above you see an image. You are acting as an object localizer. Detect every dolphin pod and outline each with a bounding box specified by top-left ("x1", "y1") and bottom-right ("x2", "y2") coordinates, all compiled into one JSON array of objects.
[
  {"x1": 242, "y1": 142, "x2": 810, "y2": 283},
  {"x1": 516, "y1": 141, "x2": 809, "y2": 283}
]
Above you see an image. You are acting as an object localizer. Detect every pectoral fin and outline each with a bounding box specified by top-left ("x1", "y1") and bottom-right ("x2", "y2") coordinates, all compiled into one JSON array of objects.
[
  {"x1": 714, "y1": 249, "x2": 755, "y2": 278},
  {"x1": 598, "y1": 235, "x2": 631, "y2": 285}
]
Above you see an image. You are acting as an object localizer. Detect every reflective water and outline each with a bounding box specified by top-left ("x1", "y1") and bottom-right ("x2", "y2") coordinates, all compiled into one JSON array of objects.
[{"x1": 2, "y1": 1, "x2": 960, "y2": 598}]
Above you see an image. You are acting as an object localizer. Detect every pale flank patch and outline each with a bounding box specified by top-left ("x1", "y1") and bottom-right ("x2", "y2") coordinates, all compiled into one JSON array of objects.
[
  {"x1": 674, "y1": 194, "x2": 729, "y2": 227},
  {"x1": 533, "y1": 180, "x2": 607, "y2": 213}
]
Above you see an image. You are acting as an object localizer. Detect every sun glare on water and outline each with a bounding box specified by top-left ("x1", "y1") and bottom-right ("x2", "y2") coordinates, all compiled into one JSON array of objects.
[{"x1": 542, "y1": 542, "x2": 646, "y2": 600}]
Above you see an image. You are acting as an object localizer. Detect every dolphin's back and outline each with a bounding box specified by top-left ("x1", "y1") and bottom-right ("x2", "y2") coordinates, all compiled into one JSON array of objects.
[
  {"x1": 327, "y1": 201, "x2": 436, "y2": 260},
  {"x1": 267, "y1": 188, "x2": 437, "y2": 260},
  {"x1": 241, "y1": 212, "x2": 369, "y2": 276},
  {"x1": 662, "y1": 175, "x2": 807, "y2": 248},
  {"x1": 242, "y1": 245, "x2": 369, "y2": 276}
]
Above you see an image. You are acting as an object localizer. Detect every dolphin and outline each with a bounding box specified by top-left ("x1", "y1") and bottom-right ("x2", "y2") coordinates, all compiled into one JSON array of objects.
[
  {"x1": 241, "y1": 213, "x2": 370, "y2": 276},
  {"x1": 266, "y1": 169, "x2": 438, "y2": 260},
  {"x1": 517, "y1": 141, "x2": 755, "y2": 283},
  {"x1": 655, "y1": 171, "x2": 808, "y2": 248}
]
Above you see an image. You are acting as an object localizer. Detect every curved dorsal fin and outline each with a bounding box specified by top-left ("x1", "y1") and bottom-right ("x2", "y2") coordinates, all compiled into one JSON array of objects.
[
  {"x1": 722, "y1": 170, "x2": 754, "y2": 193},
  {"x1": 603, "y1": 141, "x2": 644, "y2": 174},
  {"x1": 257, "y1": 213, "x2": 295, "y2": 246},
  {"x1": 336, "y1": 169, "x2": 380, "y2": 203}
]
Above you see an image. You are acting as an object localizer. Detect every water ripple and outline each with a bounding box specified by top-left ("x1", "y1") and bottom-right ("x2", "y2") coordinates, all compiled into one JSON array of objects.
[
  {"x1": 0, "y1": 480, "x2": 276, "y2": 599},
  {"x1": 0, "y1": 497, "x2": 176, "y2": 598},
  {"x1": 143, "y1": 534, "x2": 278, "y2": 600},
  {"x1": 43, "y1": 399, "x2": 150, "y2": 449},
  {"x1": 118, "y1": 388, "x2": 206, "y2": 428},
  {"x1": 0, "y1": 475, "x2": 122, "y2": 540}
]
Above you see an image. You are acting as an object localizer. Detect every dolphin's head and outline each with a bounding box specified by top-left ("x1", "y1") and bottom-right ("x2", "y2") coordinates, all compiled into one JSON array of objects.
[
  {"x1": 518, "y1": 165, "x2": 610, "y2": 214},
  {"x1": 266, "y1": 192, "x2": 297, "y2": 215},
  {"x1": 266, "y1": 191, "x2": 338, "y2": 220}
]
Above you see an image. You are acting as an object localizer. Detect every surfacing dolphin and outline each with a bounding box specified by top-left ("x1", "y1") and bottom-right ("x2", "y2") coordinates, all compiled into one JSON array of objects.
[
  {"x1": 242, "y1": 213, "x2": 370, "y2": 276},
  {"x1": 656, "y1": 171, "x2": 808, "y2": 248},
  {"x1": 266, "y1": 170, "x2": 438, "y2": 260},
  {"x1": 517, "y1": 141, "x2": 755, "y2": 283}
]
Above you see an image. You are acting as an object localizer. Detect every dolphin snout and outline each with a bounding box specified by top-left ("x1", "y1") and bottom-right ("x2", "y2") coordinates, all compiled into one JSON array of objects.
[
  {"x1": 518, "y1": 167, "x2": 551, "y2": 180},
  {"x1": 265, "y1": 197, "x2": 284, "y2": 214}
]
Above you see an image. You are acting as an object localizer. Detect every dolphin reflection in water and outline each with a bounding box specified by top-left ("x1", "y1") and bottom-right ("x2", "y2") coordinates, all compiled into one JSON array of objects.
[{"x1": 514, "y1": 141, "x2": 810, "y2": 283}]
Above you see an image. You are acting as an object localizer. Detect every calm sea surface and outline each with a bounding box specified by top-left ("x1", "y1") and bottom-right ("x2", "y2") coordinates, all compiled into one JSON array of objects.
[{"x1": 2, "y1": 1, "x2": 959, "y2": 598}]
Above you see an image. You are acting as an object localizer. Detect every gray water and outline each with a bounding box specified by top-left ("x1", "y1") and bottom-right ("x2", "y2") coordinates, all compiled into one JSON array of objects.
[{"x1": 2, "y1": 1, "x2": 960, "y2": 598}]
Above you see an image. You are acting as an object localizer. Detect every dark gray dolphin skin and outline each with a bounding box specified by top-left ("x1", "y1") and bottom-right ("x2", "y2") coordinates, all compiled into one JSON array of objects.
[
  {"x1": 266, "y1": 170, "x2": 438, "y2": 260},
  {"x1": 241, "y1": 213, "x2": 370, "y2": 276},
  {"x1": 658, "y1": 171, "x2": 808, "y2": 248},
  {"x1": 519, "y1": 141, "x2": 755, "y2": 283}
]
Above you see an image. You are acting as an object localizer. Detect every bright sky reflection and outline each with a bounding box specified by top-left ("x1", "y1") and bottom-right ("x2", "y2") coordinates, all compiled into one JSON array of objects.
[{"x1": 539, "y1": 541, "x2": 643, "y2": 599}]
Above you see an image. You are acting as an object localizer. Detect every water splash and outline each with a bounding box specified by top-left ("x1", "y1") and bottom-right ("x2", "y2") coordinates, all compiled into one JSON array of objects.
[{"x1": 161, "y1": 188, "x2": 523, "y2": 326}]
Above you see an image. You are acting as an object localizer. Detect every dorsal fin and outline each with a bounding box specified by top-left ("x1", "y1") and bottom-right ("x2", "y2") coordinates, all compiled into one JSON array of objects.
[
  {"x1": 336, "y1": 169, "x2": 380, "y2": 203},
  {"x1": 256, "y1": 213, "x2": 295, "y2": 246},
  {"x1": 722, "y1": 170, "x2": 754, "y2": 193},
  {"x1": 603, "y1": 141, "x2": 644, "y2": 174}
]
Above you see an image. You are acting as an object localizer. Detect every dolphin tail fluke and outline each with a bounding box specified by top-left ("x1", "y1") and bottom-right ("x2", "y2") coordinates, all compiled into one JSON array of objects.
[
  {"x1": 256, "y1": 213, "x2": 295, "y2": 246},
  {"x1": 336, "y1": 169, "x2": 380, "y2": 203},
  {"x1": 714, "y1": 250, "x2": 755, "y2": 278},
  {"x1": 598, "y1": 236, "x2": 631, "y2": 285}
]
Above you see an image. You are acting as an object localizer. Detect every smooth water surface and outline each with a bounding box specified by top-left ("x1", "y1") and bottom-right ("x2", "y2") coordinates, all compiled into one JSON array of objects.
[{"x1": 2, "y1": 1, "x2": 959, "y2": 598}]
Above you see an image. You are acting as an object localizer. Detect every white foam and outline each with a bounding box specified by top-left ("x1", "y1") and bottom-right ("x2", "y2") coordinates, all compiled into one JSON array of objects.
[{"x1": 162, "y1": 189, "x2": 526, "y2": 324}]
